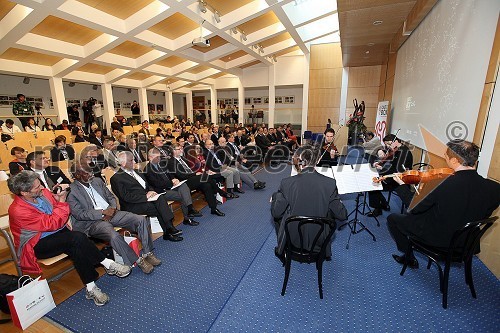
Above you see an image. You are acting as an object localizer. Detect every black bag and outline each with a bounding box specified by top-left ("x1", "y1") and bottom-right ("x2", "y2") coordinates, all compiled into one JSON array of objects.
[{"x1": 0, "y1": 274, "x2": 31, "y2": 321}]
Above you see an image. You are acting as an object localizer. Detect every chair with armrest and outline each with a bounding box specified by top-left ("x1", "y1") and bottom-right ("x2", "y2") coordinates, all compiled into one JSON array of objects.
[
  {"x1": 281, "y1": 216, "x2": 337, "y2": 299},
  {"x1": 400, "y1": 216, "x2": 497, "y2": 308}
]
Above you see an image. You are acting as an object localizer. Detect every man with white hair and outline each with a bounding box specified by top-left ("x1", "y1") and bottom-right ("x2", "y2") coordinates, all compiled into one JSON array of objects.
[
  {"x1": 110, "y1": 151, "x2": 183, "y2": 242},
  {"x1": 204, "y1": 139, "x2": 243, "y2": 196}
]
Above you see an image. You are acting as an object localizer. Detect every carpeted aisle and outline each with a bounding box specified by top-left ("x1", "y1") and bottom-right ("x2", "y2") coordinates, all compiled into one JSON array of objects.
[{"x1": 46, "y1": 165, "x2": 500, "y2": 333}]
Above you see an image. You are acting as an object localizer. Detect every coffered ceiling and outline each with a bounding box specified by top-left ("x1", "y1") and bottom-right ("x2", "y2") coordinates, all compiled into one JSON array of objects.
[{"x1": 0, "y1": 0, "x2": 436, "y2": 91}]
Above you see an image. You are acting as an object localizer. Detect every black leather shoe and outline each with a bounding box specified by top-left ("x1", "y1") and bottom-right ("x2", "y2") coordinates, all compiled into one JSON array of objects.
[
  {"x1": 211, "y1": 208, "x2": 225, "y2": 216},
  {"x1": 227, "y1": 192, "x2": 239, "y2": 198},
  {"x1": 183, "y1": 219, "x2": 199, "y2": 226},
  {"x1": 254, "y1": 183, "x2": 265, "y2": 190},
  {"x1": 234, "y1": 187, "x2": 245, "y2": 194},
  {"x1": 367, "y1": 208, "x2": 382, "y2": 217},
  {"x1": 167, "y1": 228, "x2": 182, "y2": 235},
  {"x1": 392, "y1": 254, "x2": 419, "y2": 268},
  {"x1": 187, "y1": 209, "x2": 203, "y2": 217},
  {"x1": 163, "y1": 233, "x2": 183, "y2": 242},
  {"x1": 382, "y1": 204, "x2": 391, "y2": 211}
]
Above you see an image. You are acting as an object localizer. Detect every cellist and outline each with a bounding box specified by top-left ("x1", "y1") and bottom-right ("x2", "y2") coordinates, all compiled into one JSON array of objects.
[{"x1": 367, "y1": 133, "x2": 413, "y2": 217}]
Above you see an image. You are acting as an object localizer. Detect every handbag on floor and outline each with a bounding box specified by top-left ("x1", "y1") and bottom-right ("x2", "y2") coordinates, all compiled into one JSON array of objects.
[
  {"x1": 7, "y1": 276, "x2": 56, "y2": 330},
  {"x1": 113, "y1": 232, "x2": 140, "y2": 266}
]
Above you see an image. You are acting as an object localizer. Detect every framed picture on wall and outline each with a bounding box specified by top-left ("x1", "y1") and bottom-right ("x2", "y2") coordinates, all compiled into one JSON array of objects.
[
  {"x1": 263, "y1": 97, "x2": 269, "y2": 104},
  {"x1": 122, "y1": 102, "x2": 131, "y2": 109},
  {"x1": 148, "y1": 103, "x2": 155, "y2": 114},
  {"x1": 156, "y1": 104, "x2": 164, "y2": 113},
  {"x1": 284, "y1": 96, "x2": 295, "y2": 104},
  {"x1": 233, "y1": 98, "x2": 238, "y2": 105},
  {"x1": 113, "y1": 101, "x2": 121, "y2": 109},
  {"x1": 244, "y1": 97, "x2": 251, "y2": 104},
  {"x1": 275, "y1": 96, "x2": 283, "y2": 104},
  {"x1": 253, "y1": 97, "x2": 262, "y2": 104},
  {"x1": 224, "y1": 98, "x2": 232, "y2": 105}
]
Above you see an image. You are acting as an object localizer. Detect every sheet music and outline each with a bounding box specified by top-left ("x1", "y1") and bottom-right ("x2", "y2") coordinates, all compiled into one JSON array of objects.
[{"x1": 332, "y1": 164, "x2": 382, "y2": 195}]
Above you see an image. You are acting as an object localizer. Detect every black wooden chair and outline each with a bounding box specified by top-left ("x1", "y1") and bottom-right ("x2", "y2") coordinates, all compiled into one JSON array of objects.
[
  {"x1": 281, "y1": 216, "x2": 337, "y2": 299},
  {"x1": 400, "y1": 216, "x2": 497, "y2": 308}
]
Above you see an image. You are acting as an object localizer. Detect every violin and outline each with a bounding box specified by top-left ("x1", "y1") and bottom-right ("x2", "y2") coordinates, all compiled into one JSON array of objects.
[
  {"x1": 323, "y1": 141, "x2": 338, "y2": 154},
  {"x1": 373, "y1": 168, "x2": 455, "y2": 184}
]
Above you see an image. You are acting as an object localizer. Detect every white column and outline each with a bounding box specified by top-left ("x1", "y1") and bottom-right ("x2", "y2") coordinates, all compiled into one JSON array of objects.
[
  {"x1": 48, "y1": 77, "x2": 68, "y2": 124},
  {"x1": 268, "y1": 65, "x2": 276, "y2": 127},
  {"x1": 167, "y1": 91, "x2": 174, "y2": 118},
  {"x1": 186, "y1": 90, "x2": 193, "y2": 122},
  {"x1": 301, "y1": 53, "x2": 310, "y2": 134},
  {"x1": 138, "y1": 88, "x2": 149, "y2": 123},
  {"x1": 339, "y1": 67, "x2": 349, "y2": 125},
  {"x1": 238, "y1": 79, "x2": 244, "y2": 125},
  {"x1": 101, "y1": 83, "x2": 114, "y2": 134},
  {"x1": 210, "y1": 85, "x2": 217, "y2": 125}
]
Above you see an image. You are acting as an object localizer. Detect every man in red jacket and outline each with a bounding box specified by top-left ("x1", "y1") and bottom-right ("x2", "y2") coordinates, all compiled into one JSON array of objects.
[{"x1": 8, "y1": 171, "x2": 131, "y2": 306}]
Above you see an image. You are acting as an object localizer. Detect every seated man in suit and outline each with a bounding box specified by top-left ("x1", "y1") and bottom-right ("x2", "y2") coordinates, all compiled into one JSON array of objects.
[
  {"x1": 217, "y1": 136, "x2": 265, "y2": 190},
  {"x1": 255, "y1": 127, "x2": 276, "y2": 163},
  {"x1": 152, "y1": 135, "x2": 172, "y2": 158},
  {"x1": 167, "y1": 143, "x2": 227, "y2": 216},
  {"x1": 50, "y1": 135, "x2": 75, "y2": 162},
  {"x1": 68, "y1": 163, "x2": 161, "y2": 274},
  {"x1": 89, "y1": 128, "x2": 104, "y2": 148},
  {"x1": 138, "y1": 120, "x2": 151, "y2": 137},
  {"x1": 145, "y1": 148, "x2": 202, "y2": 226},
  {"x1": 102, "y1": 136, "x2": 120, "y2": 168},
  {"x1": 27, "y1": 151, "x2": 71, "y2": 189},
  {"x1": 126, "y1": 137, "x2": 146, "y2": 163},
  {"x1": 271, "y1": 145, "x2": 347, "y2": 261},
  {"x1": 110, "y1": 151, "x2": 183, "y2": 242},
  {"x1": 204, "y1": 139, "x2": 243, "y2": 195},
  {"x1": 8, "y1": 171, "x2": 131, "y2": 306},
  {"x1": 387, "y1": 140, "x2": 500, "y2": 268}
]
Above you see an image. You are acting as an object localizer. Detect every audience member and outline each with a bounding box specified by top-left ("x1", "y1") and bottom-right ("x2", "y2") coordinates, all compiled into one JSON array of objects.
[
  {"x1": 27, "y1": 151, "x2": 71, "y2": 188},
  {"x1": 50, "y1": 135, "x2": 75, "y2": 162},
  {"x1": 42, "y1": 118, "x2": 56, "y2": 132},
  {"x1": 24, "y1": 117, "x2": 41, "y2": 133},
  {"x1": 2, "y1": 119, "x2": 22, "y2": 139},
  {"x1": 9, "y1": 146, "x2": 29, "y2": 176},
  {"x1": 12, "y1": 93, "x2": 34, "y2": 128}
]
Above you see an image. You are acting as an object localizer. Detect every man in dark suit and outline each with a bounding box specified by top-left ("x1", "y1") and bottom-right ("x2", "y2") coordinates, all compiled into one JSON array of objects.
[
  {"x1": 71, "y1": 119, "x2": 88, "y2": 136},
  {"x1": 68, "y1": 163, "x2": 161, "y2": 274},
  {"x1": 255, "y1": 127, "x2": 275, "y2": 163},
  {"x1": 234, "y1": 129, "x2": 247, "y2": 147},
  {"x1": 368, "y1": 134, "x2": 413, "y2": 217},
  {"x1": 167, "y1": 143, "x2": 227, "y2": 216},
  {"x1": 204, "y1": 139, "x2": 243, "y2": 195},
  {"x1": 387, "y1": 140, "x2": 500, "y2": 268},
  {"x1": 27, "y1": 151, "x2": 71, "y2": 189},
  {"x1": 110, "y1": 151, "x2": 183, "y2": 242},
  {"x1": 89, "y1": 128, "x2": 104, "y2": 148},
  {"x1": 152, "y1": 135, "x2": 172, "y2": 158},
  {"x1": 145, "y1": 148, "x2": 202, "y2": 226},
  {"x1": 125, "y1": 137, "x2": 146, "y2": 163},
  {"x1": 50, "y1": 135, "x2": 75, "y2": 162},
  {"x1": 210, "y1": 125, "x2": 221, "y2": 146},
  {"x1": 271, "y1": 145, "x2": 347, "y2": 260}
]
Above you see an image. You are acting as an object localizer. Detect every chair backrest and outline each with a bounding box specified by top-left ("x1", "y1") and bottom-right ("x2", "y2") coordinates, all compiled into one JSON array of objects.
[
  {"x1": 448, "y1": 216, "x2": 497, "y2": 262},
  {"x1": 256, "y1": 111, "x2": 264, "y2": 118},
  {"x1": 303, "y1": 130, "x2": 312, "y2": 139},
  {"x1": 284, "y1": 216, "x2": 337, "y2": 263},
  {"x1": 413, "y1": 162, "x2": 433, "y2": 170}
]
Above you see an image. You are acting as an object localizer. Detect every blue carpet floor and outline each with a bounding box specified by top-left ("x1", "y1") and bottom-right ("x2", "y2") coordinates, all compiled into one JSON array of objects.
[{"x1": 46, "y1": 164, "x2": 500, "y2": 333}]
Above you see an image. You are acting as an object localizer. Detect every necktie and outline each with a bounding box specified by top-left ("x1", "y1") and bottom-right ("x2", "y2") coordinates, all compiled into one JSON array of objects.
[
  {"x1": 211, "y1": 151, "x2": 222, "y2": 166},
  {"x1": 231, "y1": 143, "x2": 240, "y2": 155},
  {"x1": 178, "y1": 157, "x2": 190, "y2": 172},
  {"x1": 43, "y1": 170, "x2": 55, "y2": 189},
  {"x1": 133, "y1": 150, "x2": 141, "y2": 162}
]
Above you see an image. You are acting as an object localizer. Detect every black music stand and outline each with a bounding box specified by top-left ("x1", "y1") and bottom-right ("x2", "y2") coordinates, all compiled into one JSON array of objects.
[{"x1": 333, "y1": 163, "x2": 382, "y2": 249}]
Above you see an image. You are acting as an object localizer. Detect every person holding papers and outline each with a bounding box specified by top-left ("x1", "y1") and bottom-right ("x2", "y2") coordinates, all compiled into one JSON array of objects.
[
  {"x1": 271, "y1": 145, "x2": 347, "y2": 262},
  {"x1": 144, "y1": 148, "x2": 202, "y2": 227},
  {"x1": 110, "y1": 151, "x2": 183, "y2": 242},
  {"x1": 68, "y1": 162, "x2": 161, "y2": 274}
]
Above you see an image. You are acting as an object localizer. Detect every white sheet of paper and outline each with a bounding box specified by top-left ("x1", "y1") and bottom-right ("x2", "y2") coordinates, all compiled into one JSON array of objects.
[
  {"x1": 147, "y1": 192, "x2": 165, "y2": 202},
  {"x1": 332, "y1": 163, "x2": 382, "y2": 195},
  {"x1": 171, "y1": 179, "x2": 187, "y2": 190},
  {"x1": 290, "y1": 166, "x2": 334, "y2": 179}
]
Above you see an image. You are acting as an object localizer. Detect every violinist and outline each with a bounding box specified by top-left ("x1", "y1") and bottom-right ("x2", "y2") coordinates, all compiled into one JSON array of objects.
[
  {"x1": 317, "y1": 128, "x2": 339, "y2": 167},
  {"x1": 367, "y1": 134, "x2": 413, "y2": 217},
  {"x1": 387, "y1": 140, "x2": 500, "y2": 269}
]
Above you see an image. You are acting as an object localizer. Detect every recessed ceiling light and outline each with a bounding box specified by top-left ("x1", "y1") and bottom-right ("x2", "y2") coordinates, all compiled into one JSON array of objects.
[
  {"x1": 367, "y1": 43, "x2": 375, "y2": 46},
  {"x1": 365, "y1": 50, "x2": 370, "y2": 54},
  {"x1": 373, "y1": 20, "x2": 383, "y2": 26}
]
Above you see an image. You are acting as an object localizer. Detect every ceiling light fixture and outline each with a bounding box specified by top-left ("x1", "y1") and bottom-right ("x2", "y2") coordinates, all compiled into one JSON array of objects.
[
  {"x1": 198, "y1": 0, "x2": 207, "y2": 13},
  {"x1": 153, "y1": 91, "x2": 157, "y2": 96},
  {"x1": 214, "y1": 10, "x2": 221, "y2": 23},
  {"x1": 68, "y1": 82, "x2": 75, "y2": 87},
  {"x1": 92, "y1": 84, "x2": 98, "y2": 90},
  {"x1": 23, "y1": 77, "x2": 30, "y2": 84},
  {"x1": 373, "y1": 20, "x2": 383, "y2": 26},
  {"x1": 272, "y1": 55, "x2": 277, "y2": 63},
  {"x1": 231, "y1": 27, "x2": 238, "y2": 34},
  {"x1": 365, "y1": 51, "x2": 370, "y2": 54},
  {"x1": 241, "y1": 30, "x2": 247, "y2": 41},
  {"x1": 367, "y1": 42, "x2": 375, "y2": 46},
  {"x1": 259, "y1": 45, "x2": 264, "y2": 54}
]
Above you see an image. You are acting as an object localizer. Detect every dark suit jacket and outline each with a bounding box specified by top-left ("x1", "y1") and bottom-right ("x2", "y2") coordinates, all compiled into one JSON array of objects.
[
  {"x1": 50, "y1": 145, "x2": 75, "y2": 162},
  {"x1": 67, "y1": 178, "x2": 116, "y2": 232},
  {"x1": 234, "y1": 135, "x2": 247, "y2": 147},
  {"x1": 166, "y1": 157, "x2": 196, "y2": 181},
  {"x1": 204, "y1": 149, "x2": 223, "y2": 172},
  {"x1": 89, "y1": 135, "x2": 103, "y2": 148},
  {"x1": 255, "y1": 133, "x2": 271, "y2": 151},
  {"x1": 30, "y1": 166, "x2": 71, "y2": 186},
  {"x1": 401, "y1": 170, "x2": 499, "y2": 247},
  {"x1": 271, "y1": 168, "x2": 347, "y2": 256},
  {"x1": 144, "y1": 162, "x2": 174, "y2": 193},
  {"x1": 109, "y1": 169, "x2": 151, "y2": 213},
  {"x1": 210, "y1": 133, "x2": 220, "y2": 145}
]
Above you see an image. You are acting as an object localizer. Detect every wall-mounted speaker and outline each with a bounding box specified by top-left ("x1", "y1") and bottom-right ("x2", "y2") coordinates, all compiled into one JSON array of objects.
[{"x1": 23, "y1": 77, "x2": 30, "y2": 84}]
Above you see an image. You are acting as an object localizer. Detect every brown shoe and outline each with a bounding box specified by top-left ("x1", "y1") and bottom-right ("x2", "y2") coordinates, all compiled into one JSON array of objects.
[
  {"x1": 144, "y1": 252, "x2": 162, "y2": 266},
  {"x1": 137, "y1": 257, "x2": 154, "y2": 274}
]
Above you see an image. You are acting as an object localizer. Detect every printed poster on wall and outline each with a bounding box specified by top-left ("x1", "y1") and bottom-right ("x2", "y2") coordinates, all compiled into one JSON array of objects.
[{"x1": 375, "y1": 101, "x2": 389, "y2": 142}]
